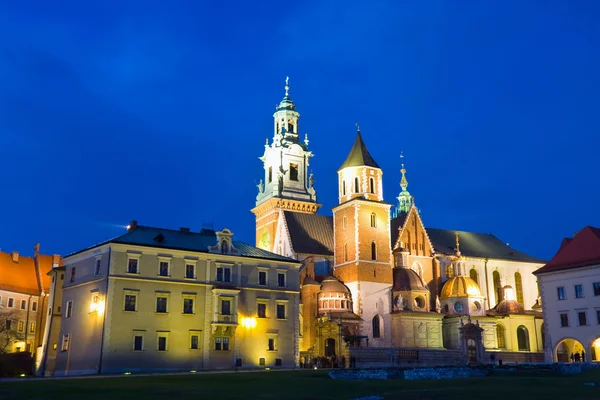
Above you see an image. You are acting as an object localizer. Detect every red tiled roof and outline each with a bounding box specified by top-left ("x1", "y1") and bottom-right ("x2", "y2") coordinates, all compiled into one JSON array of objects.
[
  {"x1": 534, "y1": 226, "x2": 600, "y2": 275},
  {"x1": 0, "y1": 252, "x2": 40, "y2": 295}
]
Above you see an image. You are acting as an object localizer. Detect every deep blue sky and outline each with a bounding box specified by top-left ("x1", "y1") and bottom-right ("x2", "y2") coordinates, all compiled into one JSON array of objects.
[{"x1": 1, "y1": 1, "x2": 599, "y2": 261}]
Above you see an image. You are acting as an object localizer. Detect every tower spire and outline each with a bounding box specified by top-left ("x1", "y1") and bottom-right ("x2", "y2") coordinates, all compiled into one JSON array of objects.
[
  {"x1": 393, "y1": 152, "x2": 412, "y2": 217},
  {"x1": 285, "y1": 76, "x2": 290, "y2": 97},
  {"x1": 455, "y1": 231, "x2": 460, "y2": 255}
]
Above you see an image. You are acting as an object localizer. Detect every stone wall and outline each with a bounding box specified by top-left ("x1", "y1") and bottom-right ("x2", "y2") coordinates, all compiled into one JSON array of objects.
[
  {"x1": 485, "y1": 351, "x2": 545, "y2": 364},
  {"x1": 404, "y1": 367, "x2": 489, "y2": 380},
  {"x1": 348, "y1": 347, "x2": 464, "y2": 368}
]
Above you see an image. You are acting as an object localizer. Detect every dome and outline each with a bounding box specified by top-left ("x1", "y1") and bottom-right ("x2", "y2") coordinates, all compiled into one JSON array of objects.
[
  {"x1": 302, "y1": 275, "x2": 319, "y2": 286},
  {"x1": 494, "y1": 299, "x2": 525, "y2": 315},
  {"x1": 393, "y1": 268, "x2": 427, "y2": 291},
  {"x1": 320, "y1": 276, "x2": 350, "y2": 294},
  {"x1": 440, "y1": 276, "x2": 482, "y2": 299}
]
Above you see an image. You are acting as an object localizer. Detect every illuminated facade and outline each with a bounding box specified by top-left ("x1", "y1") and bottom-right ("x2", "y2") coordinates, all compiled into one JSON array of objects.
[
  {"x1": 0, "y1": 246, "x2": 60, "y2": 361},
  {"x1": 41, "y1": 223, "x2": 301, "y2": 376},
  {"x1": 535, "y1": 226, "x2": 600, "y2": 363},
  {"x1": 254, "y1": 80, "x2": 546, "y2": 362}
]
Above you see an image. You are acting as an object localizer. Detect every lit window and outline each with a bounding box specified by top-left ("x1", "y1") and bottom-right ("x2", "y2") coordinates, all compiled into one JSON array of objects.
[
  {"x1": 215, "y1": 337, "x2": 230, "y2": 351},
  {"x1": 575, "y1": 285, "x2": 584, "y2": 298},
  {"x1": 17, "y1": 321, "x2": 24, "y2": 333}
]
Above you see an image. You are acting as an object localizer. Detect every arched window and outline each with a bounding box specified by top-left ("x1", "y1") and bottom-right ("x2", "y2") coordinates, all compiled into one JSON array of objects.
[
  {"x1": 369, "y1": 177, "x2": 375, "y2": 194},
  {"x1": 470, "y1": 268, "x2": 478, "y2": 285},
  {"x1": 354, "y1": 177, "x2": 360, "y2": 193},
  {"x1": 517, "y1": 326, "x2": 530, "y2": 351},
  {"x1": 411, "y1": 261, "x2": 423, "y2": 277},
  {"x1": 514, "y1": 272, "x2": 524, "y2": 306},
  {"x1": 372, "y1": 315, "x2": 381, "y2": 338},
  {"x1": 342, "y1": 181, "x2": 346, "y2": 196},
  {"x1": 496, "y1": 324, "x2": 505, "y2": 348},
  {"x1": 343, "y1": 243, "x2": 348, "y2": 262},
  {"x1": 221, "y1": 240, "x2": 228, "y2": 254},
  {"x1": 371, "y1": 242, "x2": 377, "y2": 261},
  {"x1": 493, "y1": 270, "x2": 503, "y2": 304},
  {"x1": 370, "y1": 213, "x2": 376, "y2": 228}
]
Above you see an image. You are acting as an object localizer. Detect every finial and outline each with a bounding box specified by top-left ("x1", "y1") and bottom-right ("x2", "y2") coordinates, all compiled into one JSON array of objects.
[
  {"x1": 455, "y1": 232, "x2": 460, "y2": 254},
  {"x1": 355, "y1": 122, "x2": 360, "y2": 133},
  {"x1": 265, "y1": 138, "x2": 269, "y2": 145},
  {"x1": 285, "y1": 76, "x2": 290, "y2": 97},
  {"x1": 400, "y1": 151, "x2": 405, "y2": 169},
  {"x1": 304, "y1": 133, "x2": 309, "y2": 146}
]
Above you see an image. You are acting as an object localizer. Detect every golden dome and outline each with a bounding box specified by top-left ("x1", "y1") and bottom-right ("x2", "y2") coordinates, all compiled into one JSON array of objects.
[{"x1": 440, "y1": 276, "x2": 482, "y2": 299}]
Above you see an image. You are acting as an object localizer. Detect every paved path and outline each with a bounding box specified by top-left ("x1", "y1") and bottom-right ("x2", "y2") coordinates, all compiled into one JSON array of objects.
[{"x1": 1, "y1": 367, "x2": 311, "y2": 383}]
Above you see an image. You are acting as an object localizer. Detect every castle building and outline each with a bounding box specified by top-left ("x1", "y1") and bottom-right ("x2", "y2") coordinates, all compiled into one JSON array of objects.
[
  {"x1": 0, "y1": 246, "x2": 60, "y2": 359},
  {"x1": 255, "y1": 79, "x2": 547, "y2": 365},
  {"x1": 39, "y1": 222, "x2": 301, "y2": 376},
  {"x1": 534, "y1": 226, "x2": 600, "y2": 363}
]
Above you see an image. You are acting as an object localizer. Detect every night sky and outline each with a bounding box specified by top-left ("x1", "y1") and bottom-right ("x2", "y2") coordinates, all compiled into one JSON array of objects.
[{"x1": 1, "y1": 1, "x2": 599, "y2": 261}]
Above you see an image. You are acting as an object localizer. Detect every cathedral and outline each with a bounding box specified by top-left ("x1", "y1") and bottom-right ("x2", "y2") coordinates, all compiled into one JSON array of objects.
[{"x1": 252, "y1": 79, "x2": 547, "y2": 365}]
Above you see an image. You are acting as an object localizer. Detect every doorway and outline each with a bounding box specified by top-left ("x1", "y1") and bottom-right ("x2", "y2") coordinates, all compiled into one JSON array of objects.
[
  {"x1": 467, "y1": 339, "x2": 477, "y2": 363},
  {"x1": 324, "y1": 338, "x2": 336, "y2": 357}
]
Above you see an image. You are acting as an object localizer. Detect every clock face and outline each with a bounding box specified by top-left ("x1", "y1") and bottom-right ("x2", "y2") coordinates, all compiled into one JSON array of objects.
[{"x1": 454, "y1": 302, "x2": 464, "y2": 313}]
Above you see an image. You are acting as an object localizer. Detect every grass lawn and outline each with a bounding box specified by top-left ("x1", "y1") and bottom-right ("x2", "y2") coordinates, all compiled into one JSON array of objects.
[{"x1": 1, "y1": 369, "x2": 600, "y2": 400}]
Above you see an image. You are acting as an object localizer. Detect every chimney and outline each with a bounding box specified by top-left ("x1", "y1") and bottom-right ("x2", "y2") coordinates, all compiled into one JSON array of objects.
[
  {"x1": 127, "y1": 220, "x2": 138, "y2": 231},
  {"x1": 180, "y1": 227, "x2": 190, "y2": 233},
  {"x1": 12, "y1": 251, "x2": 19, "y2": 263},
  {"x1": 52, "y1": 255, "x2": 61, "y2": 267}
]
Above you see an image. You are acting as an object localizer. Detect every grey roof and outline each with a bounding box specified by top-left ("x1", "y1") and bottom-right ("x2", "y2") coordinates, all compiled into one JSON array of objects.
[
  {"x1": 67, "y1": 225, "x2": 297, "y2": 263},
  {"x1": 338, "y1": 131, "x2": 380, "y2": 171},
  {"x1": 390, "y1": 212, "x2": 409, "y2": 248},
  {"x1": 284, "y1": 211, "x2": 334, "y2": 256},
  {"x1": 427, "y1": 228, "x2": 545, "y2": 263}
]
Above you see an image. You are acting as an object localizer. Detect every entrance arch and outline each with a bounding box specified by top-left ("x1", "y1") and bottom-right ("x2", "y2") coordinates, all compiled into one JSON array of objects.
[
  {"x1": 517, "y1": 326, "x2": 530, "y2": 351},
  {"x1": 592, "y1": 338, "x2": 600, "y2": 362},
  {"x1": 555, "y1": 338, "x2": 585, "y2": 362},
  {"x1": 324, "y1": 338, "x2": 336, "y2": 357}
]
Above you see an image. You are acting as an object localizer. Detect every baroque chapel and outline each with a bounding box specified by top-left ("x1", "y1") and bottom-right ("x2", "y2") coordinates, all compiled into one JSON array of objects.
[{"x1": 252, "y1": 79, "x2": 547, "y2": 364}]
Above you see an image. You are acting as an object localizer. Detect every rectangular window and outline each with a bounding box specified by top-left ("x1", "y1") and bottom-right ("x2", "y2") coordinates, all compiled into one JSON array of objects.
[
  {"x1": 594, "y1": 282, "x2": 600, "y2": 296},
  {"x1": 560, "y1": 313, "x2": 569, "y2": 327},
  {"x1": 183, "y1": 298, "x2": 194, "y2": 314},
  {"x1": 575, "y1": 284, "x2": 584, "y2": 298},
  {"x1": 215, "y1": 337, "x2": 230, "y2": 351},
  {"x1": 268, "y1": 166, "x2": 273, "y2": 183},
  {"x1": 124, "y1": 294, "x2": 137, "y2": 312},
  {"x1": 159, "y1": 261, "x2": 170, "y2": 277},
  {"x1": 268, "y1": 338, "x2": 275, "y2": 351},
  {"x1": 190, "y1": 334, "x2": 199, "y2": 349},
  {"x1": 70, "y1": 267, "x2": 76, "y2": 283},
  {"x1": 157, "y1": 336, "x2": 167, "y2": 351},
  {"x1": 156, "y1": 297, "x2": 168, "y2": 313},
  {"x1": 289, "y1": 163, "x2": 299, "y2": 181},
  {"x1": 277, "y1": 273, "x2": 286, "y2": 288},
  {"x1": 8, "y1": 298, "x2": 14, "y2": 308},
  {"x1": 133, "y1": 335, "x2": 144, "y2": 351},
  {"x1": 61, "y1": 334, "x2": 70, "y2": 351},
  {"x1": 578, "y1": 312, "x2": 587, "y2": 326},
  {"x1": 557, "y1": 287, "x2": 566, "y2": 300},
  {"x1": 95, "y1": 259, "x2": 101, "y2": 276},
  {"x1": 17, "y1": 321, "x2": 24, "y2": 333},
  {"x1": 259, "y1": 357, "x2": 266, "y2": 366},
  {"x1": 29, "y1": 322, "x2": 35, "y2": 333},
  {"x1": 216, "y1": 266, "x2": 231, "y2": 282},
  {"x1": 127, "y1": 258, "x2": 139, "y2": 274},
  {"x1": 185, "y1": 264, "x2": 195, "y2": 279},
  {"x1": 65, "y1": 300, "x2": 73, "y2": 318},
  {"x1": 20, "y1": 300, "x2": 27, "y2": 310},
  {"x1": 276, "y1": 304, "x2": 286, "y2": 319},
  {"x1": 32, "y1": 301, "x2": 38, "y2": 312},
  {"x1": 257, "y1": 303, "x2": 267, "y2": 318},
  {"x1": 275, "y1": 358, "x2": 282, "y2": 366},
  {"x1": 221, "y1": 299, "x2": 231, "y2": 315},
  {"x1": 223, "y1": 337, "x2": 229, "y2": 351},
  {"x1": 258, "y1": 271, "x2": 267, "y2": 285}
]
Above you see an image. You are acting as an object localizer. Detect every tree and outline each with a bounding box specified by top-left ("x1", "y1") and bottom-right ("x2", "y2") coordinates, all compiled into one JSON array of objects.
[{"x1": 0, "y1": 310, "x2": 24, "y2": 354}]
